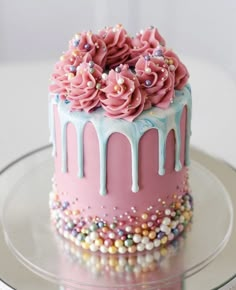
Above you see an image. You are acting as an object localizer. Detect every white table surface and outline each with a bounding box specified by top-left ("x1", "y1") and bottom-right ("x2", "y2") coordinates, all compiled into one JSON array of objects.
[{"x1": 0, "y1": 56, "x2": 236, "y2": 169}]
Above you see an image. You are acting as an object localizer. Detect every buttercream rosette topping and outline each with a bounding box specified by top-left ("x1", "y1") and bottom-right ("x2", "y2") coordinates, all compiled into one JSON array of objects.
[
  {"x1": 128, "y1": 26, "x2": 166, "y2": 66},
  {"x1": 100, "y1": 64, "x2": 145, "y2": 121},
  {"x1": 49, "y1": 25, "x2": 189, "y2": 121},
  {"x1": 69, "y1": 31, "x2": 107, "y2": 68},
  {"x1": 135, "y1": 55, "x2": 175, "y2": 109},
  {"x1": 98, "y1": 24, "x2": 132, "y2": 68},
  {"x1": 67, "y1": 61, "x2": 104, "y2": 112}
]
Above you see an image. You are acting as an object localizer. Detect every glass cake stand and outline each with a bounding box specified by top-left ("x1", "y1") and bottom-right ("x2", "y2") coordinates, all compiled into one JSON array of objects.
[{"x1": 0, "y1": 145, "x2": 233, "y2": 290}]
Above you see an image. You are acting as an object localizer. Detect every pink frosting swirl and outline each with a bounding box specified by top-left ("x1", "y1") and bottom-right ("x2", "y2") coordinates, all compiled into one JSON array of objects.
[
  {"x1": 135, "y1": 55, "x2": 175, "y2": 109},
  {"x1": 49, "y1": 51, "x2": 90, "y2": 99},
  {"x1": 69, "y1": 31, "x2": 107, "y2": 68},
  {"x1": 99, "y1": 25, "x2": 132, "y2": 68},
  {"x1": 128, "y1": 26, "x2": 166, "y2": 66},
  {"x1": 67, "y1": 61, "x2": 104, "y2": 112},
  {"x1": 49, "y1": 25, "x2": 190, "y2": 119},
  {"x1": 100, "y1": 64, "x2": 145, "y2": 121},
  {"x1": 162, "y1": 49, "x2": 189, "y2": 90}
]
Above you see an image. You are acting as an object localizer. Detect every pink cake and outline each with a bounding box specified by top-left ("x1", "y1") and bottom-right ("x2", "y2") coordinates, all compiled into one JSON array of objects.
[{"x1": 49, "y1": 25, "x2": 193, "y2": 255}]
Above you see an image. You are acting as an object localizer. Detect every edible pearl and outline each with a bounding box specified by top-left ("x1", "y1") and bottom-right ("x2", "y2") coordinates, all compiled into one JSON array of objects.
[
  {"x1": 145, "y1": 79, "x2": 152, "y2": 86},
  {"x1": 108, "y1": 246, "x2": 117, "y2": 254},
  {"x1": 125, "y1": 226, "x2": 132, "y2": 232},
  {"x1": 114, "y1": 84, "x2": 120, "y2": 92},
  {"x1": 87, "y1": 81, "x2": 94, "y2": 88},
  {"x1": 165, "y1": 209, "x2": 171, "y2": 216},
  {"x1": 133, "y1": 234, "x2": 142, "y2": 243},
  {"x1": 118, "y1": 246, "x2": 127, "y2": 254},
  {"x1": 84, "y1": 43, "x2": 91, "y2": 50},
  {"x1": 85, "y1": 236, "x2": 92, "y2": 243},
  {"x1": 148, "y1": 231, "x2": 156, "y2": 240},
  {"x1": 67, "y1": 73, "x2": 75, "y2": 80},
  {"x1": 151, "y1": 215, "x2": 157, "y2": 221},
  {"x1": 70, "y1": 65, "x2": 76, "y2": 72},
  {"x1": 102, "y1": 73, "x2": 108, "y2": 80},
  {"x1": 90, "y1": 232, "x2": 99, "y2": 241},
  {"x1": 145, "y1": 67, "x2": 151, "y2": 74},
  {"x1": 161, "y1": 236, "x2": 168, "y2": 245},
  {"x1": 162, "y1": 217, "x2": 171, "y2": 226},
  {"x1": 154, "y1": 49, "x2": 163, "y2": 57},
  {"x1": 96, "y1": 83, "x2": 101, "y2": 90},
  {"x1": 115, "y1": 239, "x2": 123, "y2": 247},
  {"x1": 168, "y1": 233, "x2": 175, "y2": 241},
  {"x1": 124, "y1": 239, "x2": 133, "y2": 247},
  {"x1": 73, "y1": 39, "x2": 80, "y2": 47},
  {"x1": 144, "y1": 55, "x2": 151, "y2": 61},
  {"x1": 128, "y1": 245, "x2": 136, "y2": 253},
  {"x1": 88, "y1": 61, "x2": 94, "y2": 68},
  {"x1": 141, "y1": 213, "x2": 148, "y2": 220},
  {"x1": 154, "y1": 239, "x2": 161, "y2": 248},
  {"x1": 169, "y1": 64, "x2": 176, "y2": 71},
  {"x1": 145, "y1": 242, "x2": 154, "y2": 251},
  {"x1": 137, "y1": 243, "x2": 145, "y2": 252},
  {"x1": 100, "y1": 245, "x2": 108, "y2": 253},
  {"x1": 115, "y1": 66, "x2": 121, "y2": 73},
  {"x1": 160, "y1": 224, "x2": 171, "y2": 235},
  {"x1": 90, "y1": 244, "x2": 98, "y2": 252},
  {"x1": 108, "y1": 232, "x2": 115, "y2": 239},
  {"x1": 141, "y1": 237, "x2": 150, "y2": 244},
  {"x1": 117, "y1": 78, "x2": 124, "y2": 85}
]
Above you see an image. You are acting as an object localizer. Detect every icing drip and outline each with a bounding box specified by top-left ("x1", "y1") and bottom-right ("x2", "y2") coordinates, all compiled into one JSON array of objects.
[
  {"x1": 184, "y1": 84, "x2": 192, "y2": 166},
  {"x1": 49, "y1": 85, "x2": 192, "y2": 195},
  {"x1": 75, "y1": 119, "x2": 87, "y2": 178}
]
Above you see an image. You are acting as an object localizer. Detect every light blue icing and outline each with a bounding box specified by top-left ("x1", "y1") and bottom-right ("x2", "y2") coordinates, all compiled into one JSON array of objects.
[{"x1": 49, "y1": 85, "x2": 192, "y2": 195}]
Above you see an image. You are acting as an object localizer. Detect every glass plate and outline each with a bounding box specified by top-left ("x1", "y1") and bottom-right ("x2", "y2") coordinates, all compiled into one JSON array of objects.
[{"x1": 0, "y1": 146, "x2": 233, "y2": 289}]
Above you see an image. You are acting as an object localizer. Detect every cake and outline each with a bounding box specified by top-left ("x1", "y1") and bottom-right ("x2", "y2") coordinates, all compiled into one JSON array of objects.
[{"x1": 49, "y1": 24, "x2": 193, "y2": 255}]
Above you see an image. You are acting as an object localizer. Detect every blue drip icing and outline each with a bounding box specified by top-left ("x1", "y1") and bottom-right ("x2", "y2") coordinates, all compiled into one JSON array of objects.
[
  {"x1": 174, "y1": 106, "x2": 183, "y2": 172},
  {"x1": 49, "y1": 85, "x2": 192, "y2": 195},
  {"x1": 75, "y1": 121, "x2": 86, "y2": 178}
]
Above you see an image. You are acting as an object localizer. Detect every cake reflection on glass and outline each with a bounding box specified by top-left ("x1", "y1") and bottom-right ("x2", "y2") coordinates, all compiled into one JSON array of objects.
[
  {"x1": 49, "y1": 24, "x2": 193, "y2": 254},
  {"x1": 56, "y1": 228, "x2": 191, "y2": 290}
]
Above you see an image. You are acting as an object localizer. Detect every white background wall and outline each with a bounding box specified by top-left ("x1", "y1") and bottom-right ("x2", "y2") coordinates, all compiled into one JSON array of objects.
[
  {"x1": 0, "y1": 0, "x2": 236, "y2": 168},
  {"x1": 1, "y1": 0, "x2": 236, "y2": 75}
]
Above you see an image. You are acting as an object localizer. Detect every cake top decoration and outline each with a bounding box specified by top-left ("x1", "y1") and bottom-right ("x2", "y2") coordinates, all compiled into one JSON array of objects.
[{"x1": 49, "y1": 25, "x2": 189, "y2": 121}]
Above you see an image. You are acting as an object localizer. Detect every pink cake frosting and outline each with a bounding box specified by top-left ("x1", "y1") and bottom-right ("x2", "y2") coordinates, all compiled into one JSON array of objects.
[{"x1": 49, "y1": 24, "x2": 192, "y2": 255}]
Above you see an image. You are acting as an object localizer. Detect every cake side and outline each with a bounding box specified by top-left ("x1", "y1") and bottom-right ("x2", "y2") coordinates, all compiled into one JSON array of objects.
[{"x1": 49, "y1": 86, "x2": 193, "y2": 254}]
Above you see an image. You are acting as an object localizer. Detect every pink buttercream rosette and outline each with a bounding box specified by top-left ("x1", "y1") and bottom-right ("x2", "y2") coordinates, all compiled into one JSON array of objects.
[
  {"x1": 69, "y1": 31, "x2": 107, "y2": 68},
  {"x1": 67, "y1": 61, "x2": 104, "y2": 112},
  {"x1": 135, "y1": 55, "x2": 175, "y2": 109},
  {"x1": 49, "y1": 25, "x2": 190, "y2": 121},
  {"x1": 49, "y1": 51, "x2": 91, "y2": 100},
  {"x1": 99, "y1": 24, "x2": 132, "y2": 68},
  {"x1": 100, "y1": 65, "x2": 145, "y2": 121},
  {"x1": 128, "y1": 26, "x2": 166, "y2": 66},
  {"x1": 162, "y1": 49, "x2": 189, "y2": 90},
  {"x1": 50, "y1": 30, "x2": 107, "y2": 100}
]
